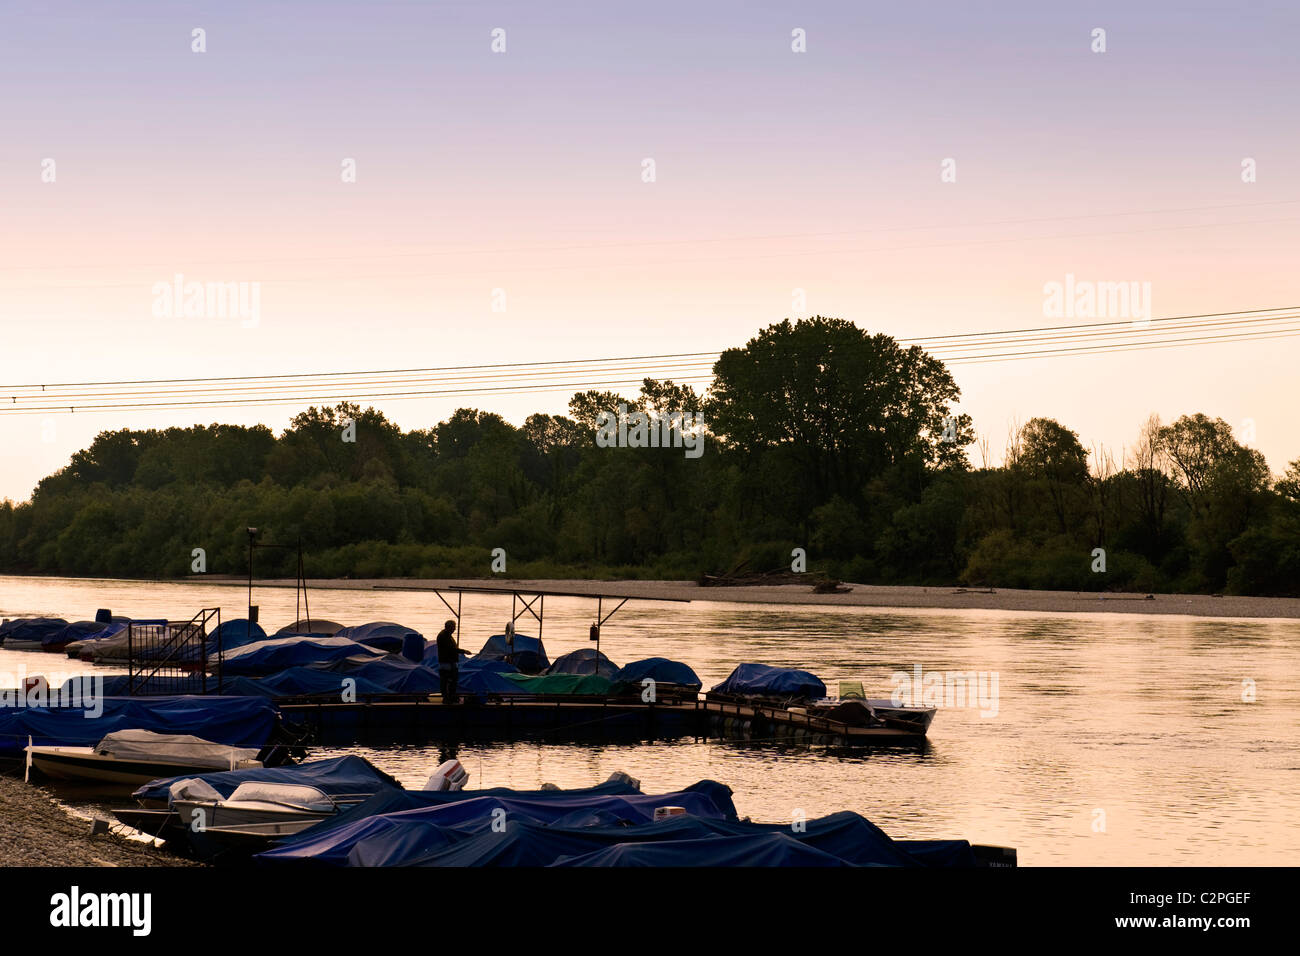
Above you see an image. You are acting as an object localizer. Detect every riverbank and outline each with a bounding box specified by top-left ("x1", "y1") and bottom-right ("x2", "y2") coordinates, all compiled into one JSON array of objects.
[
  {"x1": 0, "y1": 775, "x2": 192, "y2": 867},
  {"x1": 214, "y1": 577, "x2": 1300, "y2": 620}
]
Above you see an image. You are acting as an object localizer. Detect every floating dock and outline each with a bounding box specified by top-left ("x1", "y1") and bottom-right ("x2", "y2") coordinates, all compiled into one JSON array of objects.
[{"x1": 278, "y1": 693, "x2": 930, "y2": 747}]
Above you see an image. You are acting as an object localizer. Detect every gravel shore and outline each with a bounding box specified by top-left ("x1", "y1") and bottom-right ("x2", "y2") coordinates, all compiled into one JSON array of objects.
[{"x1": 0, "y1": 774, "x2": 194, "y2": 867}]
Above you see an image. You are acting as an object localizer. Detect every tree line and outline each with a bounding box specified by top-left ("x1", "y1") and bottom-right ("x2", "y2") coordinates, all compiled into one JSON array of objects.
[{"x1": 2, "y1": 316, "x2": 1297, "y2": 596}]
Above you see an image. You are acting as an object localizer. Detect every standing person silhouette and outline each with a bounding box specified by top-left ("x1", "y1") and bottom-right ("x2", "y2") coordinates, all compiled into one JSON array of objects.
[{"x1": 436, "y1": 619, "x2": 461, "y2": 704}]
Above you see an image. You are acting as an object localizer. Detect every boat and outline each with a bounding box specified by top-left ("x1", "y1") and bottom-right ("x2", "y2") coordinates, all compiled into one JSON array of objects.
[
  {"x1": 24, "y1": 729, "x2": 279, "y2": 789},
  {"x1": 0, "y1": 617, "x2": 69, "y2": 651},
  {"x1": 707, "y1": 664, "x2": 938, "y2": 736}
]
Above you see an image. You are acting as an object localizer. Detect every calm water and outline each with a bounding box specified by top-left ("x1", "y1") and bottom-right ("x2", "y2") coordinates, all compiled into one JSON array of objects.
[{"x1": 3, "y1": 574, "x2": 1297, "y2": 865}]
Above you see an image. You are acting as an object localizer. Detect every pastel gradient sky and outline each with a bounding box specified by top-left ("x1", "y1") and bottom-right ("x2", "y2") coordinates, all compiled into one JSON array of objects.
[{"x1": 1, "y1": 0, "x2": 1298, "y2": 500}]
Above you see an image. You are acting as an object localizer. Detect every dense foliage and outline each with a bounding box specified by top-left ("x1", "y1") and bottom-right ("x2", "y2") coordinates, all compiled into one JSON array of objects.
[{"x1": 3, "y1": 317, "x2": 1297, "y2": 595}]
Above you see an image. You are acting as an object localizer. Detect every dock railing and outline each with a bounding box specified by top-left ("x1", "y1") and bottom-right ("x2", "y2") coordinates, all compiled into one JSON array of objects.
[{"x1": 126, "y1": 607, "x2": 222, "y2": 695}]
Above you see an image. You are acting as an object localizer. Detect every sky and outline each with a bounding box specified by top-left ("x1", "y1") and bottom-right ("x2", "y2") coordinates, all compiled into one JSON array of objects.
[{"x1": 1, "y1": 0, "x2": 1298, "y2": 501}]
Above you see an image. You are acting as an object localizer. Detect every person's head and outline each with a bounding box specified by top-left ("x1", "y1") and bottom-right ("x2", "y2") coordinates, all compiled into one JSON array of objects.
[{"x1": 444, "y1": 619, "x2": 456, "y2": 633}]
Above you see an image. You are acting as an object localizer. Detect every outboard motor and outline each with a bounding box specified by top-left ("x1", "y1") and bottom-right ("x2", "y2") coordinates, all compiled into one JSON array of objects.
[{"x1": 424, "y1": 759, "x2": 469, "y2": 792}]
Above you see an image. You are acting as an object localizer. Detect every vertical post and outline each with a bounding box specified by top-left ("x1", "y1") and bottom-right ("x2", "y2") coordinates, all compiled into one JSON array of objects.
[
  {"x1": 246, "y1": 528, "x2": 256, "y2": 623},
  {"x1": 214, "y1": 607, "x2": 222, "y2": 695},
  {"x1": 299, "y1": 537, "x2": 311, "y2": 632}
]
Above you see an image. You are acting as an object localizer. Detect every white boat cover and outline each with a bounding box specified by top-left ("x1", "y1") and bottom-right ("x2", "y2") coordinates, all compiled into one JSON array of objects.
[
  {"x1": 93, "y1": 729, "x2": 261, "y2": 768},
  {"x1": 225, "y1": 781, "x2": 334, "y2": 810},
  {"x1": 168, "y1": 777, "x2": 224, "y2": 804}
]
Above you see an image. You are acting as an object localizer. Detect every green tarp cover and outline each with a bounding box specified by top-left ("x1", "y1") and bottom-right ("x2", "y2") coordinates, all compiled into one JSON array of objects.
[{"x1": 504, "y1": 672, "x2": 613, "y2": 695}]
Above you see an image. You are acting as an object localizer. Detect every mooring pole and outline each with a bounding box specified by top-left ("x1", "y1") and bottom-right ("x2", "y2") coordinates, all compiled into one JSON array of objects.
[{"x1": 246, "y1": 527, "x2": 257, "y2": 622}]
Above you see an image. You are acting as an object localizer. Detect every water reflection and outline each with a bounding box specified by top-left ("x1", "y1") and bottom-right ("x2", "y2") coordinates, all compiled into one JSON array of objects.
[{"x1": 3, "y1": 575, "x2": 1298, "y2": 864}]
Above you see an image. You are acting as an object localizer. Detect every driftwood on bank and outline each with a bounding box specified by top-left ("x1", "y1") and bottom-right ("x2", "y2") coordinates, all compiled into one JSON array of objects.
[{"x1": 699, "y1": 566, "x2": 853, "y2": 593}]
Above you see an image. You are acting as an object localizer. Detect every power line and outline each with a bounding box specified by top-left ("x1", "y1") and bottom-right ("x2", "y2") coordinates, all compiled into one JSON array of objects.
[
  {"x1": 2, "y1": 306, "x2": 1292, "y2": 391},
  {"x1": 1, "y1": 307, "x2": 1295, "y2": 415}
]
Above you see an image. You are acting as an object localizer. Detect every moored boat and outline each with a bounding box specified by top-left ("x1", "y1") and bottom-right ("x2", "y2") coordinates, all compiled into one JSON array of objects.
[{"x1": 24, "y1": 729, "x2": 275, "y2": 789}]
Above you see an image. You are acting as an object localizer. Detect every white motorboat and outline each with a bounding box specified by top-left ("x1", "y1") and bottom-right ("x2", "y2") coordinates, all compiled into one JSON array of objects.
[
  {"x1": 25, "y1": 729, "x2": 265, "y2": 788},
  {"x1": 168, "y1": 758, "x2": 470, "y2": 837}
]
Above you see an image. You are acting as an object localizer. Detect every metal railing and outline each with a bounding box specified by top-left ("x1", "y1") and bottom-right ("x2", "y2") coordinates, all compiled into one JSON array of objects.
[{"x1": 127, "y1": 607, "x2": 222, "y2": 695}]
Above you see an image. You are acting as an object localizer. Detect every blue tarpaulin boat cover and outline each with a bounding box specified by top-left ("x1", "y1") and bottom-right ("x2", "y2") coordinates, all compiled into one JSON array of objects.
[
  {"x1": 42, "y1": 620, "x2": 106, "y2": 648},
  {"x1": 253, "y1": 667, "x2": 394, "y2": 698},
  {"x1": 547, "y1": 648, "x2": 619, "y2": 680},
  {"x1": 334, "y1": 622, "x2": 422, "y2": 654},
  {"x1": 260, "y1": 807, "x2": 931, "y2": 868},
  {"x1": 711, "y1": 663, "x2": 827, "y2": 699},
  {"x1": 419, "y1": 645, "x2": 470, "y2": 668},
  {"x1": 896, "y1": 840, "x2": 980, "y2": 867},
  {"x1": 553, "y1": 832, "x2": 854, "y2": 867},
  {"x1": 209, "y1": 619, "x2": 266, "y2": 651},
  {"x1": 256, "y1": 780, "x2": 737, "y2": 866},
  {"x1": 267, "y1": 779, "x2": 646, "y2": 861},
  {"x1": 326, "y1": 657, "x2": 443, "y2": 694},
  {"x1": 222, "y1": 636, "x2": 386, "y2": 676},
  {"x1": 458, "y1": 665, "x2": 528, "y2": 696},
  {"x1": 134, "y1": 755, "x2": 401, "y2": 804},
  {"x1": 0, "y1": 696, "x2": 278, "y2": 758},
  {"x1": 0, "y1": 618, "x2": 68, "y2": 646},
  {"x1": 460, "y1": 658, "x2": 518, "y2": 675},
  {"x1": 66, "y1": 675, "x2": 275, "y2": 698},
  {"x1": 472, "y1": 634, "x2": 549, "y2": 674},
  {"x1": 613, "y1": 657, "x2": 702, "y2": 690}
]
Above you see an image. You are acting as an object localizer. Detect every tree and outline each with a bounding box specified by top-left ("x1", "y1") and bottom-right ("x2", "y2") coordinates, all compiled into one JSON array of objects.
[
  {"x1": 1016, "y1": 417, "x2": 1089, "y2": 534},
  {"x1": 707, "y1": 317, "x2": 971, "y2": 514}
]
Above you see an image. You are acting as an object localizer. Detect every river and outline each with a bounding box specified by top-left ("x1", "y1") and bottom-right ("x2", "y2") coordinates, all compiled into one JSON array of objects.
[{"x1": 2, "y1": 574, "x2": 1296, "y2": 865}]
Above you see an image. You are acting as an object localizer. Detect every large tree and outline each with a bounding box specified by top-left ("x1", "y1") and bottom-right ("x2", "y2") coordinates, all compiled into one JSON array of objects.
[{"x1": 706, "y1": 317, "x2": 971, "y2": 510}]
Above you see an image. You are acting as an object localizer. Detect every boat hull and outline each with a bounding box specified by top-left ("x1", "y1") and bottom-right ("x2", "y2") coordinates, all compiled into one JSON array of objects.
[{"x1": 27, "y1": 747, "x2": 259, "y2": 789}]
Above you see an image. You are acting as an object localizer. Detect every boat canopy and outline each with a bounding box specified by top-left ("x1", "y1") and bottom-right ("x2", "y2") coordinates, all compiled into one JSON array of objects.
[
  {"x1": 274, "y1": 620, "x2": 345, "y2": 637},
  {"x1": 711, "y1": 663, "x2": 827, "y2": 699},
  {"x1": 42, "y1": 620, "x2": 107, "y2": 648},
  {"x1": 73, "y1": 675, "x2": 275, "y2": 698},
  {"x1": 93, "y1": 729, "x2": 261, "y2": 768},
  {"x1": 504, "y1": 673, "x2": 613, "y2": 696},
  {"x1": 473, "y1": 634, "x2": 550, "y2": 674},
  {"x1": 273, "y1": 778, "x2": 646, "y2": 852},
  {"x1": 134, "y1": 754, "x2": 402, "y2": 804},
  {"x1": 0, "y1": 618, "x2": 68, "y2": 646},
  {"x1": 327, "y1": 657, "x2": 442, "y2": 694},
  {"x1": 256, "y1": 780, "x2": 737, "y2": 866},
  {"x1": 252, "y1": 667, "x2": 393, "y2": 699},
  {"x1": 613, "y1": 657, "x2": 702, "y2": 690},
  {"x1": 0, "y1": 695, "x2": 278, "y2": 758},
  {"x1": 222, "y1": 636, "x2": 386, "y2": 676},
  {"x1": 65, "y1": 621, "x2": 127, "y2": 647},
  {"x1": 553, "y1": 831, "x2": 853, "y2": 867},
  {"x1": 263, "y1": 800, "x2": 973, "y2": 868},
  {"x1": 225, "y1": 781, "x2": 334, "y2": 810},
  {"x1": 334, "y1": 622, "x2": 422, "y2": 653},
  {"x1": 458, "y1": 662, "x2": 528, "y2": 696},
  {"x1": 209, "y1": 618, "x2": 266, "y2": 651},
  {"x1": 547, "y1": 648, "x2": 619, "y2": 680}
]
